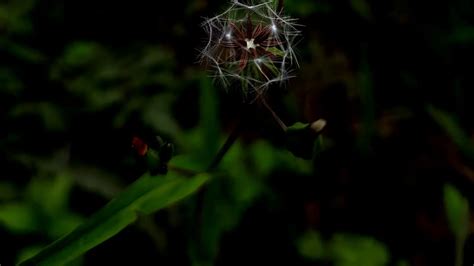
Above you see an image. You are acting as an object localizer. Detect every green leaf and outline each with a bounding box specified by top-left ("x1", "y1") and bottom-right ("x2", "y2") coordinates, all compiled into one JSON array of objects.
[
  {"x1": 26, "y1": 174, "x2": 73, "y2": 216},
  {"x1": 0, "y1": 38, "x2": 45, "y2": 62},
  {"x1": 329, "y1": 234, "x2": 389, "y2": 266},
  {"x1": 443, "y1": 184, "x2": 469, "y2": 266},
  {"x1": 427, "y1": 105, "x2": 474, "y2": 161},
  {"x1": 350, "y1": 0, "x2": 372, "y2": 20},
  {"x1": 143, "y1": 94, "x2": 183, "y2": 140},
  {"x1": 297, "y1": 230, "x2": 325, "y2": 260},
  {"x1": 61, "y1": 42, "x2": 102, "y2": 67},
  {"x1": 0, "y1": 0, "x2": 36, "y2": 35},
  {"x1": 443, "y1": 184, "x2": 470, "y2": 240},
  {"x1": 17, "y1": 246, "x2": 44, "y2": 266},
  {"x1": 288, "y1": 122, "x2": 310, "y2": 131},
  {"x1": 297, "y1": 231, "x2": 390, "y2": 265},
  {"x1": 10, "y1": 102, "x2": 66, "y2": 131},
  {"x1": 19, "y1": 172, "x2": 209, "y2": 266},
  {"x1": 0, "y1": 203, "x2": 37, "y2": 233}
]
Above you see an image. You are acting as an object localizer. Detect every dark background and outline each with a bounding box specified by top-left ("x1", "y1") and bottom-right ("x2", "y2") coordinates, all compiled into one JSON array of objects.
[{"x1": 1, "y1": 0, "x2": 474, "y2": 265}]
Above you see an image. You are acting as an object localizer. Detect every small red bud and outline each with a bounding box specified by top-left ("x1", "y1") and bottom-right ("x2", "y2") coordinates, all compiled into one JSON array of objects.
[{"x1": 131, "y1": 136, "x2": 148, "y2": 156}]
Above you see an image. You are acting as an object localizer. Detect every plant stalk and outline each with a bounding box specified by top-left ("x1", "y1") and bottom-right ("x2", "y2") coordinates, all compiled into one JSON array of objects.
[
  {"x1": 455, "y1": 237, "x2": 465, "y2": 266},
  {"x1": 261, "y1": 97, "x2": 288, "y2": 132},
  {"x1": 207, "y1": 117, "x2": 244, "y2": 171}
]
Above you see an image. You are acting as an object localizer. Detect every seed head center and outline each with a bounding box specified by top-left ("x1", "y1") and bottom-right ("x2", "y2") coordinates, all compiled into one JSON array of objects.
[{"x1": 245, "y1": 38, "x2": 257, "y2": 50}]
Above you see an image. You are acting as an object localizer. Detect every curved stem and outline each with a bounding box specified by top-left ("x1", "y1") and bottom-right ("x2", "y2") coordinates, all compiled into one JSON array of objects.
[
  {"x1": 455, "y1": 237, "x2": 466, "y2": 266},
  {"x1": 261, "y1": 97, "x2": 288, "y2": 132},
  {"x1": 194, "y1": 106, "x2": 247, "y2": 258},
  {"x1": 207, "y1": 116, "x2": 244, "y2": 171},
  {"x1": 167, "y1": 121, "x2": 241, "y2": 176}
]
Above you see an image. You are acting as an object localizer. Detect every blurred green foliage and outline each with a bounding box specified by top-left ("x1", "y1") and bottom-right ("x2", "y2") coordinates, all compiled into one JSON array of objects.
[
  {"x1": 444, "y1": 184, "x2": 470, "y2": 241},
  {"x1": 297, "y1": 230, "x2": 389, "y2": 265},
  {"x1": 24, "y1": 173, "x2": 80, "y2": 237},
  {"x1": 1, "y1": 0, "x2": 474, "y2": 265},
  {"x1": 0, "y1": 173, "x2": 83, "y2": 264},
  {"x1": 443, "y1": 184, "x2": 470, "y2": 266}
]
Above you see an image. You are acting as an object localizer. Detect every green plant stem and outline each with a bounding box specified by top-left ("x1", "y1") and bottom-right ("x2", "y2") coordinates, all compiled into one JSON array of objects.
[
  {"x1": 261, "y1": 97, "x2": 288, "y2": 132},
  {"x1": 194, "y1": 108, "x2": 246, "y2": 261},
  {"x1": 207, "y1": 117, "x2": 244, "y2": 171},
  {"x1": 168, "y1": 103, "x2": 246, "y2": 178},
  {"x1": 166, "y1": 126, "x2": 240, "y2": 176},
  {"x1": 455, "y1": 237, "x2": 465, "y2": 266}
]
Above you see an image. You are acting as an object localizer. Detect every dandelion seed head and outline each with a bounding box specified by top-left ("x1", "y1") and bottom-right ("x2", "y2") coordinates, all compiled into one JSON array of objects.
[
  {"x1": 200, "y1": 0, "x2": 302, "y2": 99},
  {"x1": 245, "y1": 38, "x2": 257, "y2": 50}
]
